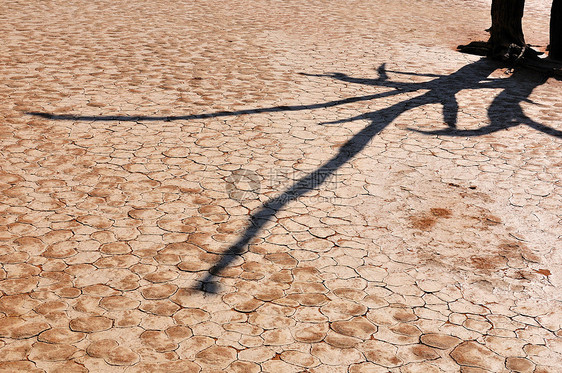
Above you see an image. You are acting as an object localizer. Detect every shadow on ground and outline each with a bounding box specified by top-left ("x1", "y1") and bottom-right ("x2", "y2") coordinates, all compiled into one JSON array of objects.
[{"x1": 28, "y1": 58, "x2": 561, "y2": 293}]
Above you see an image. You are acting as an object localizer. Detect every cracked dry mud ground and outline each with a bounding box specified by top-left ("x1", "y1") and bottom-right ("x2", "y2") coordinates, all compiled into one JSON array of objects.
[{"x1": 0, "y1": 0, "x2": 561, "y2": 372}]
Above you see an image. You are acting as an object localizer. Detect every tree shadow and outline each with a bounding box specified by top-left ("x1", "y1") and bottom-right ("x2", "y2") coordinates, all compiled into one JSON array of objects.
[{"x1": 27, "y1": 58, "x2": 561, "y2": 293}]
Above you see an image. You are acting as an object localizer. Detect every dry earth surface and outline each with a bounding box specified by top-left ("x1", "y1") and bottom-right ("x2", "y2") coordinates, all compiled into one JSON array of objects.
[{"x1": 0, "y1": 0, "x2": 561, "y2": 372}]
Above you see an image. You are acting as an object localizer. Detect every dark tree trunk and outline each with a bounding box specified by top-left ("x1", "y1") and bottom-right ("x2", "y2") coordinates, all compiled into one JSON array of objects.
[
  {"x1": 489, "y1": 0, "x2": 527, "y2": 61},
  {"x1": 460, "y1": 0, "x2": 562, "y2": 75},
  {"x1": 551, "y1": 0, "x2": 562, "y2": 60}
]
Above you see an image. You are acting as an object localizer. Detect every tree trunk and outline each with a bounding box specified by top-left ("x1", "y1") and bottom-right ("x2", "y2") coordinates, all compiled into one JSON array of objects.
[
  {"x1": 489, "y1": 0, "x2": 527, "y2": 61},
  {"x1": 551, "y1": 0, "x2": 562, "y2": 60}
]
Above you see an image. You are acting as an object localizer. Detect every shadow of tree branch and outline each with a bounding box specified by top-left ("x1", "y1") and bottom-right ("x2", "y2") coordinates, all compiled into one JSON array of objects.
[
  {"x1": 195, "y1": 60, "x2": 559, "y2": 292},
  {"x1": 26, "y1": 58, "x2": 560, "y2": 293}
]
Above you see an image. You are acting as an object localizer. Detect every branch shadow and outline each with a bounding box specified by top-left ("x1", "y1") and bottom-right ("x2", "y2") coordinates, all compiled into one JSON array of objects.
[{"x1": 27, "y1": 58, "x2": 561, "y2": 293}]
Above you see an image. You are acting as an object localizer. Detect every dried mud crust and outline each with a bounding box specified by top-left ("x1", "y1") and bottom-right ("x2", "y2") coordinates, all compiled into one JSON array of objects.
[{"x1": 0, "y1": 0, "x2": 561, "y2": 372}]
